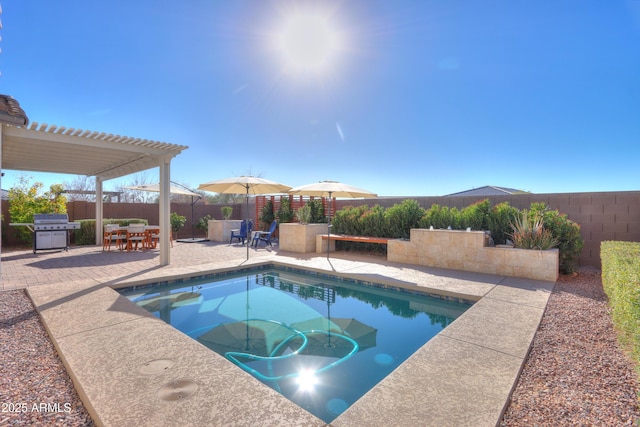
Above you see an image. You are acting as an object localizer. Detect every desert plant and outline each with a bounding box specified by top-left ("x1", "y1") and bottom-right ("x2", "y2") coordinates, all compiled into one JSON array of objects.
[
  {"x1": 220, "y1": 206, "x2": 233, "y2": 220},
  {"x1": 509, "y1": 210, "x2": 558, "y2": 250}
]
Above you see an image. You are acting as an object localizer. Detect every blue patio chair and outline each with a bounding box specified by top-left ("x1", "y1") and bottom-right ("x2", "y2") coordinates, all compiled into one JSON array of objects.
[
  {"x1": 230, "y1": 220, "x2": 250, "y2": 245},
  {"x1": 253, "y1": 220, "x2": 277, "y2": 248}
]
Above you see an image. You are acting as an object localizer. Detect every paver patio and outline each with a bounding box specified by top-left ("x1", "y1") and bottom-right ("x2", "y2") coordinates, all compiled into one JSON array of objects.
[{"x1": 0, "y1": 240, "x2": 554, "y2": 426}]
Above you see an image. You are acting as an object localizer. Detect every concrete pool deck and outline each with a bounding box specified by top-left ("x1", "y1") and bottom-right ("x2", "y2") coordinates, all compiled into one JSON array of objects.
[{"x1": 1, "y1": 240, "x2": 554, "y2": 426}]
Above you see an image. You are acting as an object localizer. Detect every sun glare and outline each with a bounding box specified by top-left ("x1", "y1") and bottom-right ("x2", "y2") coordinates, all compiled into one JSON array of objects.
[
  {"x1": 296, "y1": 369, "x2": 318, "y2": 392},
  {"x1": 275, "y1": 11, "x2": 341, "y2": 75}
]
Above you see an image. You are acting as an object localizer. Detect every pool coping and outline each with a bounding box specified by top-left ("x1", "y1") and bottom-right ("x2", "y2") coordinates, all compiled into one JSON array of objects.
[{"x1": 26, "y1": 255, "x2": 554, "y2": 427}]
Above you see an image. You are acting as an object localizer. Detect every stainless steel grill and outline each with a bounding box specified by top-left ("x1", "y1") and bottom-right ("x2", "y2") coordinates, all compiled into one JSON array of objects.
[
  {"x1": 32, "y1": 214, "x2": 80, "y2": 253},
  {"x1": 33, "y1": 213, "x2": 81, "y2": 231}
]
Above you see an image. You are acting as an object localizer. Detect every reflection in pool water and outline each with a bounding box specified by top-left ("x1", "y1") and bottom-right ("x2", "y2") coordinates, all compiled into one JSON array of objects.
[{"x1": 121, "y1": 266, "x2": 471, "y2": 423}]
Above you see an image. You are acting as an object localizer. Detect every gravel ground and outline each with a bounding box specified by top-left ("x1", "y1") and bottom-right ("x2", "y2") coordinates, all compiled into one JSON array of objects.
[
  {"x1": 501, "y1": 267, "x2": 640, "y2": 426},
  {"x1": 1, "y1": 268, "x2": 638, "y2": 426},
  {"x1": 0, "y1": 290, "x2": 94, "y2": 427}
]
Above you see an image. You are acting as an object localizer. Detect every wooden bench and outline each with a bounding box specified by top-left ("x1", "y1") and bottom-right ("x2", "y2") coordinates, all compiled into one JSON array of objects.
[{"x1": 316, "y1": 234, "x2": 390, "y2": 253}]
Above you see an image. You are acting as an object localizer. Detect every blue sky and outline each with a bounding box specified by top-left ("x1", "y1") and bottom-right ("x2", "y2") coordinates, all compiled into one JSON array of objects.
[{"x1": 1, "y1": 1, "x2": 639, "y2": 196}]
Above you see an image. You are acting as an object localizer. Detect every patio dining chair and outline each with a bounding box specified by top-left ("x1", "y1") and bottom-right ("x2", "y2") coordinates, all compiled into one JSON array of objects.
[
  {"x1": 252, "y1": 220, "x2": 277, "y2": 248},
  {"x1": 230, "y1": 220, "x2": 252, "y2": 245},
  {"x1": 126, "y1": 224, "x2": 147, "y2": 251},
  {"x1": 145, "y1": 227, "x2": 160, "y2": 249},
  {"x1": 103, "y1": 224, "x2": 125, "y2": 251}
]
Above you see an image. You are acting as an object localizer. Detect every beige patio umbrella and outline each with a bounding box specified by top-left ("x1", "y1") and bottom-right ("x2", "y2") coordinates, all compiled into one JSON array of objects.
[
  {"x1": 288, "y1": 181, "x2": 377, "y2": 258},
  {"x1": 198, "y1": 176, "x2": 292, "y2": 259},
  {"x1": 124, "y1": 182, "x2": 205, "y2": 242}
]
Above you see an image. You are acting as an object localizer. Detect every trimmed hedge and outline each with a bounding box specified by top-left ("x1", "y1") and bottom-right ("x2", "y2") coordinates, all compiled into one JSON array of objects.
[
  {"x1": 601, "y1": 241, "x2": 640, "y2": 363},
  {"x1": 75, "y1": 218, "x2": 148, "y2": 245}
]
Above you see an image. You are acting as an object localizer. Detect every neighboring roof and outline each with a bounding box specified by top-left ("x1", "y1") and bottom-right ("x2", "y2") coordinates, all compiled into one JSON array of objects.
[
  {"x1": 445, "y1": 185, "x2": 530, "y2": 197},
  {"x1": 0, "y1": 95, "x2": 29, "y2": 126},
  {"x1": 1, "y1": 189, "x2": 8, "y2": 200},
  {"x1": 1, "y1": 121, "x2": 188, "y2": 181}
]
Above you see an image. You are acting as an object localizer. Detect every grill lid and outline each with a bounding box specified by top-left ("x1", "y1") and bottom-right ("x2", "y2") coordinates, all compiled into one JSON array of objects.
[{"x1": 34, "y1": 213, "x2": 69, "y2": 224}]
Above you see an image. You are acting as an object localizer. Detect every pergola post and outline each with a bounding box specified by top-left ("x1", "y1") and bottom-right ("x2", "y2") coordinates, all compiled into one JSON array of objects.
[
  {"x1": 159, "y1": 158, "x2": 171, "y2": 265},
  {"x1": 95, "y1": 176, "x2": 104, "y2": 245}
]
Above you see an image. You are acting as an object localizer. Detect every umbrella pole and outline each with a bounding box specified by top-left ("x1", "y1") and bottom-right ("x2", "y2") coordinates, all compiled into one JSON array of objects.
[
  {"x1": 246, "y1": 186, "x2": 250, "y2": 260},
  {"x1": 191, "y1": 195, "x2": 195, "y2": 240},
  {"x1": 327, "y1": 191, "x2": 332, "y2": 259}
]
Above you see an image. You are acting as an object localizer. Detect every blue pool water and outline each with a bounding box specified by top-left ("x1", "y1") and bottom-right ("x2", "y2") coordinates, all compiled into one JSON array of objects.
[{"x1": 120, "y1": 266, "x2": 471, "y2": 423}]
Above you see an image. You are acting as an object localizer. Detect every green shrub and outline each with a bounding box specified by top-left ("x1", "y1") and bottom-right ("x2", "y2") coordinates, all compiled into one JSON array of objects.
[
  {"x1": 75, "y1": 220, "x2": 96, "y2": 245},
  {"x1": 487, "y1": 202, "x2": 520, "y2": 245},
  {"x1": 419, "y1": 204, "x2": 461, "y2": 229},
  {"x1": 459, "y1": 199, "x2": 491, "y2": 231},
  {"x1": 260, "y1": 200, "x2": 275, "y2": 230},
  {"x1": 197, "y1": 214, "x2": 212, "y2": 235},
  {"x1": 384, "y1": 199, "x2": 425, "y2": 239},
  {"x1": 529, "y1": 203, "x2": 583, "y2": 274},
  {"x1": 331, "y1": 205, "x2": 368, "y2": 235},
  {"x1": 307, "y1": 199, "x2": 326, "y2": 223},
  {"x1": 276, "y1": 197, "x2": 294, "y2": 224},
  {"x1": 601, "y1": 241, "x2": 640, "y2": 363},
  {"x1": 361, "y1": 205, "x2": 388, "y2": 237}
]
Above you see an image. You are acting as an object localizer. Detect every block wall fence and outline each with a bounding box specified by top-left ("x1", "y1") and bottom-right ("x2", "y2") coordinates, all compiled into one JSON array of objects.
[{"x1": 2, "y1": 190, "x2": 638, "y2": 268}]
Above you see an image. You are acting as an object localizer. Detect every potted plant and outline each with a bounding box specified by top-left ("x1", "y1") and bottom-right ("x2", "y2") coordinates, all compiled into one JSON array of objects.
[
  {"x1": 170, "y1": 212, "x2": 187, "y2": 240},
  {"x1": 221, "y1": 206, "x2": 233, "y2": 220},
  {"x1": 279, "y1": 201, "x2": 327, "y2": 253}
]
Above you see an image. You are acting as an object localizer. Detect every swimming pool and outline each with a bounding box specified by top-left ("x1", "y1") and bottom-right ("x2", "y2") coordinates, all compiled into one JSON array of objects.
[{"x1": 120, "y1": 266, "x2": 471, "y2": 423}]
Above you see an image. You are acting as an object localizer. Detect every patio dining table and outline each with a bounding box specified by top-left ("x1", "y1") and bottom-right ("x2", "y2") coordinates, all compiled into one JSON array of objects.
[{"x1": 112, "y1": 225, "x2": 161, "y2": 251}]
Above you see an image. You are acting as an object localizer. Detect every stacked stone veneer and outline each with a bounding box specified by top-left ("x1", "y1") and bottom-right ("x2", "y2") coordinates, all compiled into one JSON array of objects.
[{"x1": 388, "y1": 229, "x2": 559, "y2": 282}]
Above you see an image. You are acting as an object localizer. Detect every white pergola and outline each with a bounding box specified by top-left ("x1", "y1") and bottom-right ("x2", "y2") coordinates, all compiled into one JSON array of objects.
[{"x1": 0, "y1": 121, "x2": 188, "y2": 274}]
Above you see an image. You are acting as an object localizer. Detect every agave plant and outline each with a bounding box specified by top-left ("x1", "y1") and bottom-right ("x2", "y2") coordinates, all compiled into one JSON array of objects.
[{"x1": 509, "y1": 210, "x2": 558, "y2": 250}]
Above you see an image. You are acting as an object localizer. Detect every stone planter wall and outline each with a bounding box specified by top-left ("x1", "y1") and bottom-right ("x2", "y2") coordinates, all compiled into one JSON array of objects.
[
  {"x1": 387, "y1": 228, "x2": 559, "y2": 282},
  {"x1": 208, "y1": 220, "x2": 242, "y2": 242},
  {"x1": 279, "y1": 223, "x2": 328, "y2": 253}
]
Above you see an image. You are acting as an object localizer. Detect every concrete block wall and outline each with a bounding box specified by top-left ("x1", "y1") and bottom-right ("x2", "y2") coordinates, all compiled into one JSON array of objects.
[
  {"x1": 208, "y1": 220, "x2": 242, "y2": 242},
  {"x1": 388, "y1": 229, "x2": 559, "y2": 282},
  {"x1": 279, "y1": 223, "x2": 328, "y2": 253}
]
